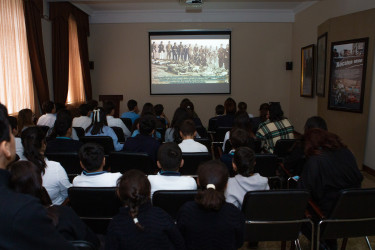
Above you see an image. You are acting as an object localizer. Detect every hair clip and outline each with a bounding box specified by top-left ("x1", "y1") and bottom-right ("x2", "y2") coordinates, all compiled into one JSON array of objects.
[
  {"x1": 133, "y1": 217, "x2": 139, "y2": 224},
  {"x1": 206, "y1": 184, "x2": 216, "y2": 190},
  {"x1": 93, "y1": 109, "x2": 100, "y2": 122}
]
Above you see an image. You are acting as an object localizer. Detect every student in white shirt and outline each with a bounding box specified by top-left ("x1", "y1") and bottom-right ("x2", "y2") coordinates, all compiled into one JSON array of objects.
[
  {"x1": 73, "y1": 143, "x2": 122, "y2": 187},
  {"x1": 72, "y1": 104, "x2": 92, "y2": 130},
  {"x1": 21, "y1": 126, "x2": 71, "y2": 205},
  {"x1": 37, "y1": 101, "x2": 56, "y2": 128},
  {"x1": 178, "y1": 119, "x2": 208, "y2": 153},
  {"x1": 103, "y1": 101, "x2": 131, "y2": 139},
  {"x1": 225, "y1": 147, "x2": 269, "y2": 209},
  {"x1": 148, "y1": 142, "x2": 197, "y2": 198}
]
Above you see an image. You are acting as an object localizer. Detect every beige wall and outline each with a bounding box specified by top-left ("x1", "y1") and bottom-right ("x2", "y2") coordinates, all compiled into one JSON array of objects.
[
  {"x1": 290, "y1": 0, "x2": 375, "y2": 133},
  {"x1": 290, "y1": 0, "x2": 375, "y2": 168},
  {"x1": 88, "y1": 22, "x2": 292, "y2": 127}
]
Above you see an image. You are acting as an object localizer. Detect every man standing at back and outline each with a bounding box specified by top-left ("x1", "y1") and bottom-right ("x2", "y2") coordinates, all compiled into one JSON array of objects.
[{"x1": 0, "y1": 103, "x2": 74, "y2": 249}]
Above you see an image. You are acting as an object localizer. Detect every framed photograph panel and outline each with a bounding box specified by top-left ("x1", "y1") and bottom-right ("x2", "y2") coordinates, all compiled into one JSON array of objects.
[
  {"x1": 328, "y1": 38, "x2": 368, "y2": 113},
  {"x1": 300, "y1": 44, "x2": 315, "y2": 97},
  {"x1": 316, "y1": 33, "x2": 327, "y2": 97}
]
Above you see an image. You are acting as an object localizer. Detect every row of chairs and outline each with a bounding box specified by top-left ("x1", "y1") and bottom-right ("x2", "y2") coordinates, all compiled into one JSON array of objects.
[{"x1": 67, "y1": 187, "x2": 375, "y2": 249}]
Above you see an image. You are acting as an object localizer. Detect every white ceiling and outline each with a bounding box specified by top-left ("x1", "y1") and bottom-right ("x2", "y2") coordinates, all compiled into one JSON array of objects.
[{"x1": 46, "y1": 0, "x2": 320, "y2": 23}]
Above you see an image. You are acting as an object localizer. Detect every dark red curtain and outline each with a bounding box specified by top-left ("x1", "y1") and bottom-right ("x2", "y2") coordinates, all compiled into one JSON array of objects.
[
  {"x1": 49, "y1": 2, "x2": 92, "y2": 103},
  {"x1": 23, "y1": 0, "x2": 50, "y2": 106}
]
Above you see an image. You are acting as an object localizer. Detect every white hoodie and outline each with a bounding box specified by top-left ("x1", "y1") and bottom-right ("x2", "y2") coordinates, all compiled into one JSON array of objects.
[{"x1": 225, "y1": 173, "x2": 269, "y2": 209}]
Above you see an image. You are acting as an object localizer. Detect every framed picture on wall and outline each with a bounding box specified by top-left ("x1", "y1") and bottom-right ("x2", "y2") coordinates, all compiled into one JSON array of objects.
[
  {"x1": 328, "y1": 38, "x2": 368, "y2": 113},
  {"x1": 316, "y1": 33, "x2": 327, "y2": 97},
  {"x1": 300, "y1": 44, "x2": 315, "y2": 97}
]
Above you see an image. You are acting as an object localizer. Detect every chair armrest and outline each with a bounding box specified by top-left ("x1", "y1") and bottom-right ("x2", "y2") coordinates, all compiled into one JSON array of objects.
[{"x1": 308, "y1": 199, "x2": 326, "y2": 219}]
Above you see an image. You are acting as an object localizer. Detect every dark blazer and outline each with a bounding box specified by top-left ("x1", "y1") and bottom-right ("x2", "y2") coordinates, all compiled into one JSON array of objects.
[
  {"x1": 0, "y1": 169, "x2": 75, "y2": 250},
  {"x1": 45, "y1": 137, "x2": 83, "y2": 154},
  {"x1": 177, "y1": 201, "x2": 244, "y2": 250},
  {"x1": 105, "y1": 202, "x2": 185, "y2": 250},
  {"x1": 215, "y1": 114, "x2": 235, "y2": 129},
  {"x1": 123, "y1": 134, "x2": 161, "y2": 163}
]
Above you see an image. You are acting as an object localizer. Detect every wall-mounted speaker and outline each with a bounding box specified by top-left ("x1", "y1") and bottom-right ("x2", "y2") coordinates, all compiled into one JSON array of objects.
[{"x1": 286, "y1": 62, "x2": 293, "y2": 70}]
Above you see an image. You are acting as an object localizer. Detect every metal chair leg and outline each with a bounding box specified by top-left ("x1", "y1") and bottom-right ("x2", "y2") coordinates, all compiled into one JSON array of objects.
[
  {"x1": 365, "y1": 236, "x2": 373, "y2": 250},
  {"x1": 341, "y1": 238, "x2": 348, "y2": 250}
]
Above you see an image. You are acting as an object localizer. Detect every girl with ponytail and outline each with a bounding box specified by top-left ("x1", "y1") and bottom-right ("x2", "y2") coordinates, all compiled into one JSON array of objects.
[
  {"x1": 105, "y1": 169, "x2": 185, "y2": 250},
  {"x1": 177, "y1": 160, "x2": 245, "y2": 250}
]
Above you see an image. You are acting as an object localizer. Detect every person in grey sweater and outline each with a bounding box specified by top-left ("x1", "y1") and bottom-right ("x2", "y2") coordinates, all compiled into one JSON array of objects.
[{"x1": 225, "y1": 147, "x2": 269, "y2": 209}]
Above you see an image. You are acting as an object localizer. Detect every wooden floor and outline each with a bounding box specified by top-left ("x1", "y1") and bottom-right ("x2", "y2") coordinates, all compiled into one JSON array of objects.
[{"x1": 239, "y1": 171, "x2": 375, "y2": 249}]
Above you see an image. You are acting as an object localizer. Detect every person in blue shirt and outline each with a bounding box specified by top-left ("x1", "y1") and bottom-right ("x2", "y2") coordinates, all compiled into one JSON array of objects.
[
  {"x1": 85, "y1": 107, "x2": 123, "y2": 151},
  {"x1": 120, "y1": 99, "x2": 140, "y2": 124}
]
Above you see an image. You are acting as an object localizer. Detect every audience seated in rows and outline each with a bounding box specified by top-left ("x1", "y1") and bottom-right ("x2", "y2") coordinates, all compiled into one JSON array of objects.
[
  {"x1": 8, "y1": 160, "x2": 100, "y2": 247},
  {"x1": 123, "y1": 114, "x2": 160, "y2": 163},
  {"x1": 0, "y1": 103, "x2": 75, "y2": 249},
  {"x1": 225, "y1": 147, "x2": 269, "y2": 209},
  {"x1": 106, "y1": 169, "x2": 185, "y2": 249},
  {"x1": 21, "y1": 126, "x2": 71, "y2": 205},
  {"x1": 251, "y1": 103, "x2": 269, "y2": 134},
  {"x1": 178, "y1": 119, "x2": 208, "y2": 153},
  {"x1": 256, "y1": 102, "x2": 294, "y2": 153},
  {"x1": 148, "y1": 143, "x2": 197, "y2": 197},
  {"x1": 214, "y1": 97, "x2": 237, "y2": 129},
  {"x1": 120, "y1": 99, "x2": 140, "y2": 124},
  {"x1": 85, "y1": 107, "x2": 123, "y2": 151},
  {"x1": 73, "y1": 143, "x2": 121, "y2": 187},
  {"x1": 208, "y1": 104, "x2": 224, "y2": 131},
  {"x1": 46, "y1": 109, "x2": 83, "y2": 154},
  {"x1": 177, "y1": 160, "x2": 245, "y2": 250},
  {"x1": 72, "y1": 103, "x2": 92, "y2": 130},
  {"x1": 222, "y1": 111, "x2": 255, "y2": 153},
  {"x1": 37, "y1": 101, "x2": 56, "y2": 128},
  {"x1": 221, "y1": 128, "x2": 254, "y2": 177},
  {"x1": 103, "y1": 100, "x2": 131, "y2": 139}
]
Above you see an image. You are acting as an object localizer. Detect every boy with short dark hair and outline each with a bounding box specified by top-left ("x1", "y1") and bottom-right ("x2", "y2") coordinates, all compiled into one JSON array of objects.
[
  {"x1": 148, "y1": 142, "x2": 197, "y2": 197},
  {"x1": 72, "y1": 103, "x2": 92, "y2": 130},
  {"x1": 120, "y1": 99, "x2": 140, "y2": 124},
  {"x1": 225, "y1": 147, "x2": 269, "y2": 208},
  {"x1": 73, "y1": 143, "x2": 121, "y2": 187},
  {"x1": 104, "y1": 100, "x2": 131, "y2": 138},
  {"x1": 178, "y1": 119, "x2": 208, "y2": 153},
  {"x1": 37, "y1": 101, "x2": 56, "y2": 128}
]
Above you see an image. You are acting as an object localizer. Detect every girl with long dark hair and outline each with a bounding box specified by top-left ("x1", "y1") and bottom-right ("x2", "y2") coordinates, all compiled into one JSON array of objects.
[
  {"x1": 105, "y1": 169, "x2": 185, "y2": 250},
  {"x1": 21, "y1": 126, "x2": 71, "y2": 205},
  {"x1": 177, "y1": 160, "x2": 245, "y2": 250}
]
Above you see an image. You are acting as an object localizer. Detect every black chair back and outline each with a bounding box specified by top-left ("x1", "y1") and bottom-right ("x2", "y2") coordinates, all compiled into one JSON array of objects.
[
  {"x1": 318, "y1": 188, "x2": 375, "y2": 241},
  {"x1": 68, "y1": 187, "x2": 121, "y2": 234},
  {"x1": 80, "y1": 136, "x2": 114, "y2": 155},
  {"x1": 274, "y1": 139, "x2": 299, "y2": 158},
  {"x1": 45, "y1": 152, "x2": 81, "y2": 182},
  {"x1": 73, "y1": 127, "x2": 85, "y2": 138},
  {"x1": 254, "y1": 139, "x2": 262, "y2": 153},
  {"x1": 120, "y1": 118, "x2": 132, "y2": 131},
  {"x1": 109, "y1": 151, "x2": 155, "y2": 174},
  {"x1": 153, "y1": 190, "x2": 198, "y2": 220},
  {"x1": 37, "y1": 125, "x2": 50, "y2": 136},
  {"x1": 70, "y1": 241, "x2": 97, "y2": 250},
  {"x1": 254, "y1": 154, "x2": 278, "y2": 177},
  {"x1": 242, "y1": 189, "x2": 310, "y2": 242},
  {"x1": 181, "y1": 152, "x2": 212, "y2": 175},
  {"x1": 196, "y1": 125, "x2": 208, "y2": 139},
  {"x1": 110, "y1": 126, "x2": 125, "y2": 143},
  {"x1": 213, "y1": 126, "x2": 232, "y2": 142},
  {"x1": 194, "y1": 137, "x2": 211, "y2": 152}
]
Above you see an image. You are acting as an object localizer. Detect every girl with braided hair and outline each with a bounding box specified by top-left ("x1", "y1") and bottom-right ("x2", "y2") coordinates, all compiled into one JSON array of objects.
[
  {"x1": 177, "y1": 160, "x2": 245, "y2": 250},
  {"x1": 105, "y1": 169, "x2": 185, "y2": 250}
]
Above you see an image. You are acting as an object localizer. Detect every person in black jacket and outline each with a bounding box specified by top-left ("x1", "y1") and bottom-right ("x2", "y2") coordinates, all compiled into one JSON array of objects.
[
  {"x1": 8, "y1": 160, "x2": 100, "y2": 248},
  {"x1": 0, "y1": 103, "x2": 75, "y2": 250},
  {"x1": 177, "y1": 160, "x2": 245, "y2": 250},
  {"x1": 106, "y1": 169, "x2": 185, "y2": 250}
]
